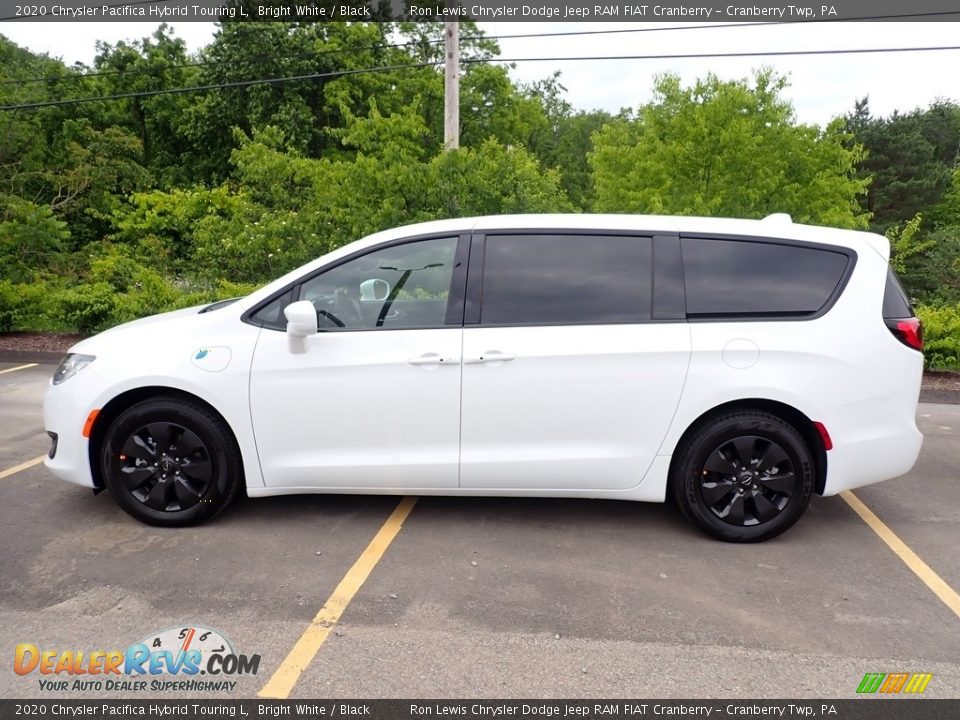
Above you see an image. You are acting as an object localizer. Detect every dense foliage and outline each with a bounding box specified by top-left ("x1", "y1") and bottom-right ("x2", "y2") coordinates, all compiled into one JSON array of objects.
[
  {"x1": 0, "y1": 23, "x2": 958, "y2": 366},
  {"x1": 591, "y1": 72, "x2": 869, "y2": 229}
]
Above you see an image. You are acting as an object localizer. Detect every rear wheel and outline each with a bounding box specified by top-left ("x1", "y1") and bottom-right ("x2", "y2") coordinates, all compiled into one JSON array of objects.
[
  {"x1": 100, "y1": 397, "x2": 242, "y2": 526},
  {"x1": 671, "y1": 410, "x2": 814, "y2": 542}
]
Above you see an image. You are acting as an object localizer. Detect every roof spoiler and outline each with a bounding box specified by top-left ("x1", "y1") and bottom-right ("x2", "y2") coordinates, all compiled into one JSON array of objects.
[{"x1": 762, "y1": 213, "x2": 792, "y2": 223}]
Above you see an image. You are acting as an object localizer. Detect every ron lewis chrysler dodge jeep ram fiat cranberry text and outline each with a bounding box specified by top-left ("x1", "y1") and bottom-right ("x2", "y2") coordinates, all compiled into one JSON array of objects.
[{"x1": 43, "y1": 214, "x2": 923, "y2": 542}]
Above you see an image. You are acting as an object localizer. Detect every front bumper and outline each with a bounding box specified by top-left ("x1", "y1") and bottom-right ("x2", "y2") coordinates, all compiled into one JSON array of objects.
[{"x1": 43, "y1": 369, "x2": 106, "y2": 489}]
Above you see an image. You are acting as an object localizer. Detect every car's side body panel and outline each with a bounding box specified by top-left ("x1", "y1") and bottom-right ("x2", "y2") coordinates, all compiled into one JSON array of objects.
[
  {"x1": 44, "y1": 213, "x2": 923, "y2": 513},
  {"x1": 459, "y1": 323, "x2": 692, "y2": 492},
  {"x1": 249, "y1": 326, "x2": 464, "y2": 489}
]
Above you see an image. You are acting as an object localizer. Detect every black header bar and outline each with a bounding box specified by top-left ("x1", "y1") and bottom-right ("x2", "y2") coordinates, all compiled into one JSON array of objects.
[{"x1": 3, "y1": 0, "x2": 960, "y2": 23}]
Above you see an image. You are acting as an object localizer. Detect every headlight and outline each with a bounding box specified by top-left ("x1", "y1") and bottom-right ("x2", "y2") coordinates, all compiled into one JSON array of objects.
[{"x1": 52, "y1": 354, "x2": 96, "y2": 385}]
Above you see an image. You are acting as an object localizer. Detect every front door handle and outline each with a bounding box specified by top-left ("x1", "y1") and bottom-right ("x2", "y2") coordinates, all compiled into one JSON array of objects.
[
  {"x1": 463, "y1": 351, "x2": 517, "y2": 365},
  {"x1": 408, "y1": 353, "x2": 459, "y2": 366}
]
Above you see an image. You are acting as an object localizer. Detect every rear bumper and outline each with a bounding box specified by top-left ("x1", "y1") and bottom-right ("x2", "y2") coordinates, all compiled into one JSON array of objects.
[{"x1": 818, "y1": 392, "x2": 923, "y2": 496}]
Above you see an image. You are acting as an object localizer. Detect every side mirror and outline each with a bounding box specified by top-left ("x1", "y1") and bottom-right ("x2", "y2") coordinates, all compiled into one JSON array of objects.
[
  {"x1": 360, "y1": 278, "x2": 390, "y2": 302},
  {"x1": 284, "y1": 300, "x2": 318, "y2": 339}
]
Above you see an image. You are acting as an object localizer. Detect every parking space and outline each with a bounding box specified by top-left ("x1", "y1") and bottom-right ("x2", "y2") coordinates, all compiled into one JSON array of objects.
[
  {"x1": 852, "y1": 405, "x2": 960, "y2": 594},
  {"x1": 1, "y1": 360, "x2": 958, "y2": 699},
  {"x1": 0, "y1": 363, "x2": 49, "y2": 469}
]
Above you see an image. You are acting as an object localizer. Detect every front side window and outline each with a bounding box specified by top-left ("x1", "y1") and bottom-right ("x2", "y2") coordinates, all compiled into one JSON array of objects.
[
  {"x1": 298, "y1": 237, "x2": 458, "y2": 331},
  {"x1": 480, "y1": 234, "x2": 653, "y2": 325},
  {"x1": 681, "y1": 237, "x2": 851, "y2": 318}
]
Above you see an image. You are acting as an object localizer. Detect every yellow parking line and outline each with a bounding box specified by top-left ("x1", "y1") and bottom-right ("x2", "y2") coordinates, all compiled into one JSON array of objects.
[
  {"x1": 0, "y1": 363, "x2": 38, "y2": 375},
  {"x1": 0, "y1": 455, "x2": 46, "y2": 480},
  {"x1": 258, "y1": 496, "x2": 418, "y2": 699},
  {"x1": 841, "y1": 490, "x2": 960, "y2": 620}
]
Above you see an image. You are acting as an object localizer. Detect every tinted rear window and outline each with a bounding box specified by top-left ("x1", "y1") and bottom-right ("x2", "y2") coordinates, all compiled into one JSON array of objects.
[
  {"x1": 882, "y1": 266, "x2": 914, "y2": 318},
  {"x1": 481, "y1": 234, "x2": 652, "y2": 325},
  {"x1": 681, "y1": 237, "x2": 850, "y2": 318}
]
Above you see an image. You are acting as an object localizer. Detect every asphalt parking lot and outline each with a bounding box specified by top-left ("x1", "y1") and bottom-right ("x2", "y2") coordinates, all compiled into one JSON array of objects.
[{"x1": 1, "y1": 360, "x2": 958, "y2": 700}]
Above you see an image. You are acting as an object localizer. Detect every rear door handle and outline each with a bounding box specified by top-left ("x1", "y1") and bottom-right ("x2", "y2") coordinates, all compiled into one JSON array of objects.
[
  {"x1": 408, "y1": 353, "x2": 459, "y2": 366},
  {"x1": 463, "y1": 351, "x2": 517, "y2": 365}
]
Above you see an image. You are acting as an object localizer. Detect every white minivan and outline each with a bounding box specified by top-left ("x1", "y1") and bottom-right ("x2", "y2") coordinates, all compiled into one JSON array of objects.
[{"x1": 44, "y1": 214, "x2": 924, "y2": 542}]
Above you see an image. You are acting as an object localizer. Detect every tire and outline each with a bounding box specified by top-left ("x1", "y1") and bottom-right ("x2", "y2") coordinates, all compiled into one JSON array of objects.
[
  {"x1": 100, "y1": 397, "x2": 243, "y2": 527},
  {"x1": 671, "y1": 410, "x2": 814, "y2": 543}
]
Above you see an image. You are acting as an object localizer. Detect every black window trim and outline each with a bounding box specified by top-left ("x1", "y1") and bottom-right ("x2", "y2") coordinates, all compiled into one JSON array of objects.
[
  {"x1": 241, "y1": 231, "x2": 471, "y2": 332},
  {"x1": 470, "y1": 229, "x2": 666, "y2": 329},
  {"x1": 463, "y1": 233, "x2": 485, "y2": 325},
  {"x1": 679, "y1": 232, "x2": 858, "y2": 323},
  {"x1": 242, "y1": 227, "x2": 856, "y2": 331},
  {"x1": 653, "y1": 233, "x2": 687, "y2": 321}
]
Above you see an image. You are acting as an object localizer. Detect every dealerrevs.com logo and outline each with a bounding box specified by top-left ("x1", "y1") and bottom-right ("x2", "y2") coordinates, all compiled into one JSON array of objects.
[{"x1": 14, "y1": 625, "x2": 261, "y2": 693}]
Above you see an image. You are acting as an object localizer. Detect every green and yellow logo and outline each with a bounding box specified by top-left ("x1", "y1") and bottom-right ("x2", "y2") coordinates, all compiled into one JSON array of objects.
[{"x1": 857, "y1": 672, "x2": 933, "y2": 694}]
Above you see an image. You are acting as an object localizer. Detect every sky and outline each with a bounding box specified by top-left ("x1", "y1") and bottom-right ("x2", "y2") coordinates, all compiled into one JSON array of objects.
[{"x1": 1, "y1": 20, "x2": 958, "y2": 126}]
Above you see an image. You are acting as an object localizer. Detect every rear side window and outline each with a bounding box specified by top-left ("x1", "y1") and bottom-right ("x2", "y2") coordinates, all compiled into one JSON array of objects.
[
  {"x1": 480, "y1": 234, "x2": 652, "y2": 325},
  {"x1": 882, "y1": 266, "x2": 914, "y2": 318},
  {"x1": 681, "y1": 237, "x2": 850, "y2": 318}
]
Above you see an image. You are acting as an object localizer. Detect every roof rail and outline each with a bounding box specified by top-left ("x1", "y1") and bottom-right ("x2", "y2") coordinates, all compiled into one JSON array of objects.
[{"x1": 762, "y1": 213, "x2": 793, "y2": 223}]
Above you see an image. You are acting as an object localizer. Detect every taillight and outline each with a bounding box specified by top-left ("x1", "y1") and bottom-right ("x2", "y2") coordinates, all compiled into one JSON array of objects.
[{"x1": 886, "y1": 317, "x2": 923, "y2": 351}]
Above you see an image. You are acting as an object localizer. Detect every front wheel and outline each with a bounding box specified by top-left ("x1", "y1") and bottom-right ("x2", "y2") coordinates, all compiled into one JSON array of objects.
[
  {"x1": 671, "y1": 411, "x2": 814, "y2": 542},
  {"x1": 100, "y1": 397, "x2": 243, "y2": 527}
]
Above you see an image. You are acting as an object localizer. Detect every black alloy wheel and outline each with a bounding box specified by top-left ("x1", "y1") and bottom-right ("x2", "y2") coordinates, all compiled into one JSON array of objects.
[
  {"x1": 111, "y1": 422, "x2": 214, "y2": 512},
  {"x1": 671, "y1": 410, "x2": 814, "y2": 543},
  {"x1": 101, "y1": 397, "x2": 242, "y2": 527},
  {"x1": 698, "y1": 435, "x2": 795, "y2": 527}
]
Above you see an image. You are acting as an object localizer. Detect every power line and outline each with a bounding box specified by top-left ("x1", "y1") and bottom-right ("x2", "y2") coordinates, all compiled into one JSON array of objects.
[
  {"x1": 4, "y1": 10, "x2": 959, "y2": 88},
  {"x1": 0, "y1": 39, "x2": 421, "y2": 87},
  {"x1": 0, "y1": 61, "x2": 441, "y2": 111},
  {"x1": 3, "y1": 43, "x2": 960, "y2": 112},
  {"x1": 0, "y1": 29, "x2": 491, "y2": 87},
  {"x1": 480, "y1": 10, "x2": 960, "y2": 41},
  {"x1": 474, "y1": 44, "x2": 960, "y2": 64}
]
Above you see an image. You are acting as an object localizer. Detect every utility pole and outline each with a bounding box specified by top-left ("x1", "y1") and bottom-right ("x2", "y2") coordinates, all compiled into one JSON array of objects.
[{"x1": 443, "y1": 20, "x2": 459, "y2": 150}]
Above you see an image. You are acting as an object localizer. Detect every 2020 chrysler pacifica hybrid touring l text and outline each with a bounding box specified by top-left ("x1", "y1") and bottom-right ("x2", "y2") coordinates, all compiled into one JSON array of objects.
[{"x1": 44, "y1": 214, "x2": 924, "y2": 542}]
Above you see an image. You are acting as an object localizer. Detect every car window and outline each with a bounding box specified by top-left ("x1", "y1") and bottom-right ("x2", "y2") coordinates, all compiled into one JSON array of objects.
[
  {"x1": 681, "y1": 237, "x2": 850, "y2": 318},
  {"x1": 298, "y1": 237, "x2": 458, "y2": 331},
  {"x1": 247, "y1": 289, "x2": 293, "y2": 330},
  {"x1": 882, "y1": 266, "x2": 914, "y2": 318},
  {"x1": 479, "y1": 234, "x2": 652, "y2": 325}
]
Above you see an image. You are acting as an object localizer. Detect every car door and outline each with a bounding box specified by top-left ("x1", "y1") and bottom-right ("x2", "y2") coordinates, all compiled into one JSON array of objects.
[
  {"x1": 459, "y1": 232, "x2": 691, "y2": 492},
  {"x1": 249, "y1": 235, "x2": 467, "y2": 490}
]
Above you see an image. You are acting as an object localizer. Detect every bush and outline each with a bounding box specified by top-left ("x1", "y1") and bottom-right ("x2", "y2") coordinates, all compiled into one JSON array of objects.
[
  {"x1": 56, "y1": 282, "x2": 118, "y2": 334},
  {"x1": 0, "y1": 278, "x2": 72, "y2": 332},
  {"x1": 0, "y1": 280, "x2": 21, "y2": 331},
  {"x1": 917, "y1": 303, "x2": 960, "y2": 369}
]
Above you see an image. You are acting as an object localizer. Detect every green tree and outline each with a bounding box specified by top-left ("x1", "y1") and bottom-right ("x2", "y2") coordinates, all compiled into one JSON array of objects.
[
  {"x1": 591, "y1": 71, "x2": 869, "y2": 228},
  {"x1": 523, "y1": 74, "x2": 617, "y2": 209},
  {"x1": 0, "y1": 36, "x2": 150, "y2": 253},
  {"x1": 92, "y1": 24, "x2": 201, "y2": 187},
  {"x1": 113, "y1": 108, "x2": 571, "y2": 286},
  {"x1": 846, "y1": 97, "x2": 960, "y2": 233},
  {"x1": 887, "y1": 213, "x2": 935, "y2": 277}
]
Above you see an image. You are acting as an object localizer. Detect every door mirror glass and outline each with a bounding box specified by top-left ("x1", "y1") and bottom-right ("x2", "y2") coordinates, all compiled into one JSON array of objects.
[
  {"x1": 284, "y1": 300, "x2": 318, "y2": 338},
  {"x1": 359, "y1": 278, "x2": 391, "y2": 302}
]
